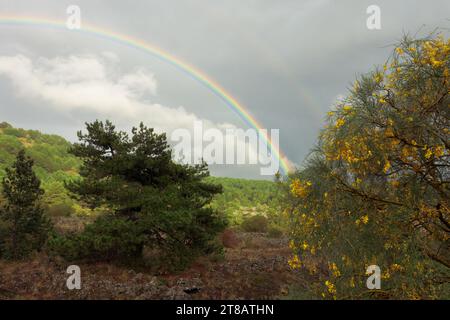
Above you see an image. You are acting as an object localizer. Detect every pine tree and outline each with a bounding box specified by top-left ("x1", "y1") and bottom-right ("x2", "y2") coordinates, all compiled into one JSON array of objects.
[
  {"x1": 0, "y1": 150, "x2": 51, "y2": 259},
  {"x1": 52, "y1": 120, "x2": 225, "y2": 267}
]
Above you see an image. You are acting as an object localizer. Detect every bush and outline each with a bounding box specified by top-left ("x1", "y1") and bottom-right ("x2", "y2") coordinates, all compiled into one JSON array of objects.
[
  {"x1": 241, "y1": 215, "x2": 268, "y2": 233},
  {"x1": 44, "y1": 203, "x2": 75, "y2": 217},
  {"x1": 285, "y1": 35, "x2": 450, "y2": 299},
  {"x1": 49, "y1": 215, "x2": 144, "y2": 262},
  {"x1": 267, "y1": 225, "x2": 284, "y2": 238}
]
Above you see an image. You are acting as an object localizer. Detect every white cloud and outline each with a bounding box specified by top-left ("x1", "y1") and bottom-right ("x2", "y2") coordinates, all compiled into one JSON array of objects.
[
  {"x1": 36, "y1": 55, "x2": 107, "y2": 83},
  {"x1": 0, "y1": 53, "x2": 283, "y2": 174},
  {"x1": 0, "y1": 54, "x2": 194, "y2": 131}
]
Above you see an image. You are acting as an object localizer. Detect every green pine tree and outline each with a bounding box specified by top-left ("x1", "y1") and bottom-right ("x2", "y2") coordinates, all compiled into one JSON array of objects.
[
  {"x1": 51, "y1": 120, "x2": 225, "y2": 268},
  {"x1": 0, "y1": 150, "x2": 51, "y2": 259}
]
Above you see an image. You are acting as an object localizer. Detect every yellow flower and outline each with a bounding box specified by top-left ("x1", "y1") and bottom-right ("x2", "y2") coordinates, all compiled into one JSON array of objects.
[
  {"x1": 356, "y1": 215, "x2": 369, "y2": 226},
  {"x1": 361, "y1": 215, "x2": 369, "y2": 224},
  {"x1": 434, "y1": 146, "x2": 445, "y2": 158},
  {"x1": 390, "y1": 180, "x2": 400, "y2": 188},
  {"x1": 288, "y1": 254, "x2": 302, "y2": 269},
  {"x1": 290, "y1": 179, "x2": 312, "y2": 198},
  {"x1": 390, "y1": 263, "x2": 404, "y2": 272},
  {"x1": 301, "y1": 241, "x2": 309, "y2": 250},
  {"x1": 335, "y1": 118, "x2": 345, "y2": 128},
  {"x1": 343, "y1": 105, "x2": 352, "y2": 111},
  {"x1": 395, "y1": 47, "x2": 404, "y2": 55},
  {"x1": 432, "y1": 59, "x2": 444, "y2": 67},
  {"x1": 383, "y1": 161, "x2": 391, "y2": 173},
  {"x1": 325, "y1": 280, "x2": 336, "y2": 294},
  {"x1": 329, "y1": 262, "x2": 341, "y2": 277}
]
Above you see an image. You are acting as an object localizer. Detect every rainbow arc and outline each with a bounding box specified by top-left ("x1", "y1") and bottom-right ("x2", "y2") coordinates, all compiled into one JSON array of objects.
[{"x1": 0, "y1": 15, "x2": 292, "y2": 175}]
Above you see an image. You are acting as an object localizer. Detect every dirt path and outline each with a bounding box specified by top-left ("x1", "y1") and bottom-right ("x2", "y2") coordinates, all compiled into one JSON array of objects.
[{"x1": 0, "y1": 232, "x2": 311, "y2": 299}]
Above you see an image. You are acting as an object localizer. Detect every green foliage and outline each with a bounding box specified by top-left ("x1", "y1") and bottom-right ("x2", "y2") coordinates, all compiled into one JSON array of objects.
[
  {"x1": 207, "y1": 176, "x2": 283, "y2": 225},
  {"x1": 49, "y1": 215, "x2": 144, "y2": 262},
  {"x1": 0, "y1": 123, "x2": 81, "y2": 217},
  {"x1": 50, "y1": 120, "x2": 226, "y2": 268},
  {"x1": 0, "y1": 150, "x2": 52, "y2": 259},
  {"x1": 241, "y1": 215, "x2": 269, "y2": 233}
]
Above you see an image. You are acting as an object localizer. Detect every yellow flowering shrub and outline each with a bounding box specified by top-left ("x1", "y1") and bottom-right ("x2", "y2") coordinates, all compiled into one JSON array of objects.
[{"x1": 285, "y1": 35, "x2": 449, "y2": 300}]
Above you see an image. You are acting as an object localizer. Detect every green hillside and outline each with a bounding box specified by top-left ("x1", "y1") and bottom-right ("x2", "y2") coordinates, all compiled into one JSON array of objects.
[
  {"x1": 0, "y1": 122, "x2": 279, "y2": 221},
  {"x1": 0, "y1": 122, "x2": 81, "y2": 215},
  {"x1": 206, "y1": 176, "x2": 281, "y2": 224}
]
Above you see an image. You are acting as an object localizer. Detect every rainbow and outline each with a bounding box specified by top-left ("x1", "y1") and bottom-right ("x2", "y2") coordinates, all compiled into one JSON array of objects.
[{"x1": 0, "y1": 15, "x2": 292, "y2": 175}]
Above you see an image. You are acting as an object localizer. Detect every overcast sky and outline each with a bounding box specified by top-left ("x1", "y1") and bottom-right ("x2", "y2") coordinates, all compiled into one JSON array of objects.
[{"x1": 0, "y1": 0, "x2": 449, "y2": 179}]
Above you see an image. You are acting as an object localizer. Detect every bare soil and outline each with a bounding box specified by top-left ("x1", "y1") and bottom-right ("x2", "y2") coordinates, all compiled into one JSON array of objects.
[{"x1": 0, "y1": 232, "x2": 312, "y2": 300}]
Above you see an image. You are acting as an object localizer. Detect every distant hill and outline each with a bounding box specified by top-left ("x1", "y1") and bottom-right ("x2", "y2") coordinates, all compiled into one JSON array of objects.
[
  {"x1": 0, "y1": 122, "x2": 279, "y2": 220},
  {"x1": 0, "y1": 122, "x2": 80, "y2": 179},
  {"x1": 0, "y1": 121, "x2": 81, "y2": 215},
  {"x1": 206, "y1": 176, "x2": 281, "y2": 224}
]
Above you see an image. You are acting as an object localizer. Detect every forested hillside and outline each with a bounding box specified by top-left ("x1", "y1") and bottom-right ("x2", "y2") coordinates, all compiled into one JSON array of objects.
[
  {"x1": 0, "y1": 122, "x2": 80, "y2": 216},
  {"x1": 0, "y1": 121, "x2": 279, "y2": 220},
  {"x1": 0, "y1": 122, "x2": 80, "y2": 176},
  {"x1": 206, "y1": 176, "x2": 281, "y2": 224}
]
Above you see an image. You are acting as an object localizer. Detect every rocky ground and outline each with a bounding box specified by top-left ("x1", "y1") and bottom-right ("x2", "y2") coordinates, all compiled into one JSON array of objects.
[{"x1": 0, "y1": 231, "x2": 313, "y2": 300}]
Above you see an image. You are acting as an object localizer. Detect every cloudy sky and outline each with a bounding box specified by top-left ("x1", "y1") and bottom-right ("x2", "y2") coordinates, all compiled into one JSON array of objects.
[{"x1": 0, "y1": 0, "x2": 448, "y2": 178}]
